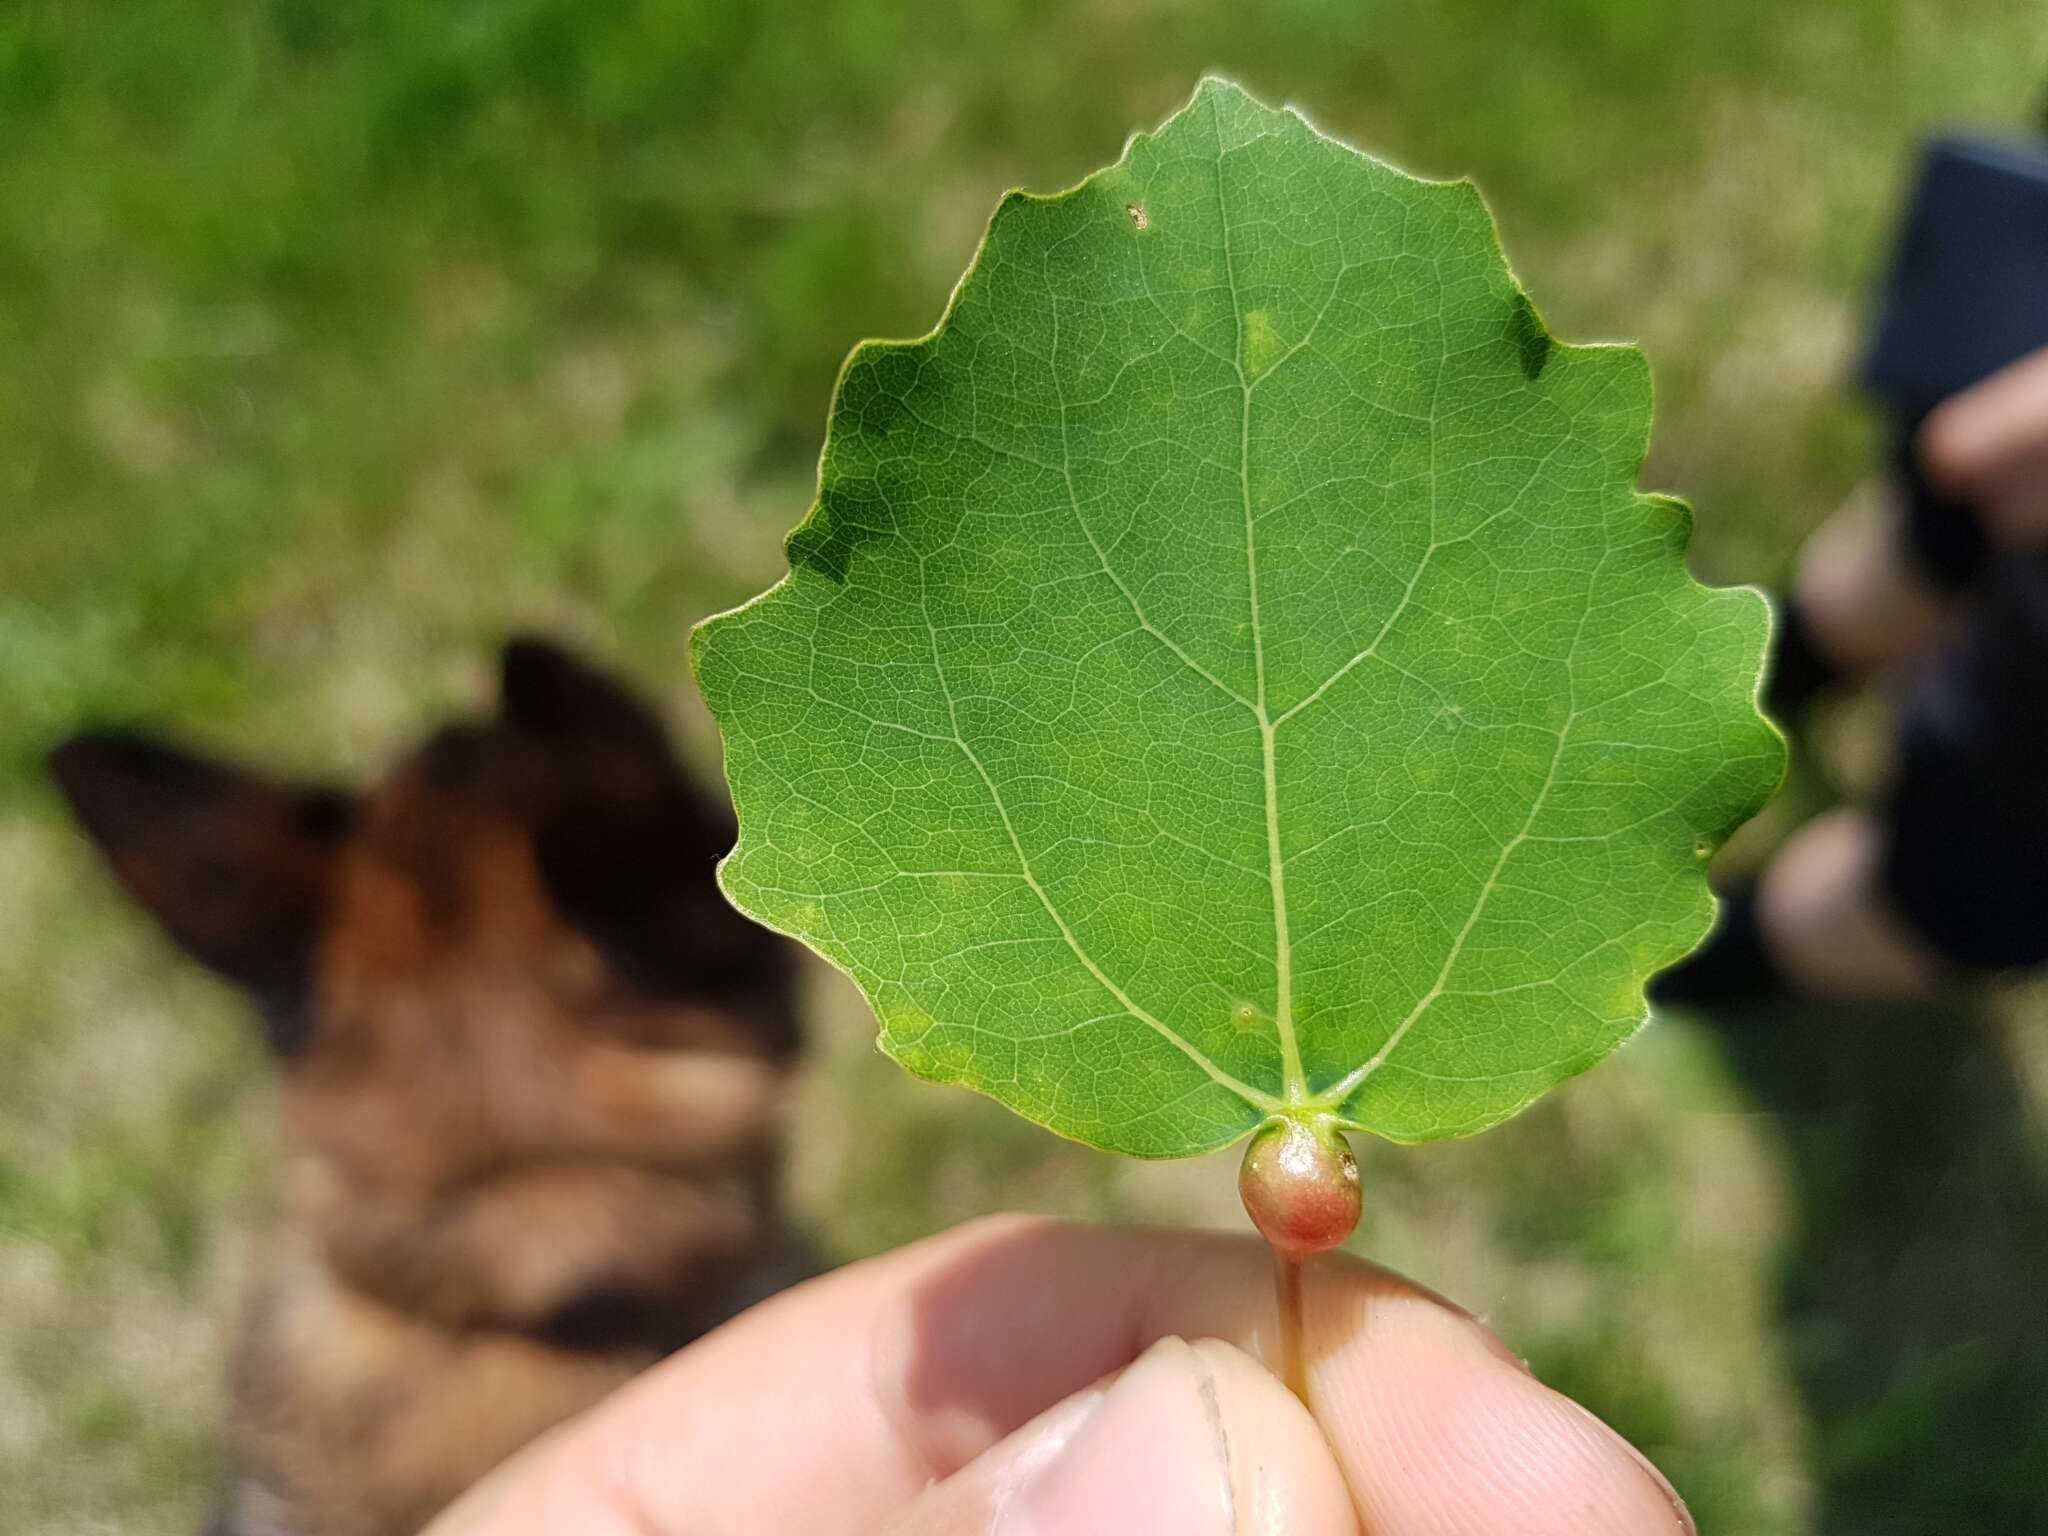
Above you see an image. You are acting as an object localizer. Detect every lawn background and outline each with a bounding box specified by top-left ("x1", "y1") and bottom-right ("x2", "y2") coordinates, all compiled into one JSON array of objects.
[{"x1": 5, "y1": 2, "x2": 2048, "y2": 1530}]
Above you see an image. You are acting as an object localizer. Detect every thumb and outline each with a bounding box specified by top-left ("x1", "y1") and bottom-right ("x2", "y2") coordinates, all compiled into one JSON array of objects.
[{"x1": 876, "y1": 1336, "x2": 1353, "y2": 1536}]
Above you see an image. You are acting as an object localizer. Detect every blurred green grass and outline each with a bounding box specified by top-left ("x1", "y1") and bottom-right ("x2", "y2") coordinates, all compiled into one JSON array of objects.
[{"x1": 4, "y1": 1, "x2": 2048, "y2": 1531}]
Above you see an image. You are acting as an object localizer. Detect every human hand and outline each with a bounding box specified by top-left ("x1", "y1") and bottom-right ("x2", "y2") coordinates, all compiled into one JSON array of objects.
[
  {"x1": 1921, "y1": 343, "x2": 2048, "y2": 545},
  {"x1": 425, "y1": 1216, "x2": 1692, "y2": 1535}
]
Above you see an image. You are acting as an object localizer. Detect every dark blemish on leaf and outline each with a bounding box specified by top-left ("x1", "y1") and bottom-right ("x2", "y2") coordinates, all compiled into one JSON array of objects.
[
  {"x1": 787, "y1": 513, "x2": 857, "y2": 583},
  {"x1": 786, "y1": 506, "x2": 851, "y2": 583},
  {"x1": 1646, "y1": 495, "x2": 1692, "y2": 540},
  {"x1": 787, "y1": 485, "x2": 884, "y2": 585},
  {"x1": 1126, "y1": 204, "x2": 1149, "y2": 231},
  {"x1": 1506, "y1": 292, "x2": 1551, "y2": 381},
  {"x1": 1694, "y1": 838, "x2": 1713, "y2": 859},
  {"x1": 792, "y1": 352, "x2": 913, "y2": 583}
]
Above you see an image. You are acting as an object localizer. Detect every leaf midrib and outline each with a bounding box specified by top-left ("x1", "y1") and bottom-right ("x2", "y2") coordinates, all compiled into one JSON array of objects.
[{"x1": 1208, "y1": 101, "x2": 1309, "y2": 1111}]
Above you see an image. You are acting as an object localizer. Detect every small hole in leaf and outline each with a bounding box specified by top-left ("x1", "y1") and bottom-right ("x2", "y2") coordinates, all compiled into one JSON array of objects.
[
  {"x1": 1126, "y1": 203, "x2": 1149, "y2": 231},
  {"x1": 1694, "y1": 839, "x2": 1713, "y2": 859}
]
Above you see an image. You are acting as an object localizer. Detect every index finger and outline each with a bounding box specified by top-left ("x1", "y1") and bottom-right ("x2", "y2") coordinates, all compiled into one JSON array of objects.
[{"x1": 433, "y1": 1215, "x2": 1691, "y2": 1535}]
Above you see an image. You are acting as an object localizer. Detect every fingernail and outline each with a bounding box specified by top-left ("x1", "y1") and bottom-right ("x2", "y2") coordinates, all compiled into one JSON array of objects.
[{"x1": 1000, "y1": 1337, "x2": 1233, "y2": 1536}]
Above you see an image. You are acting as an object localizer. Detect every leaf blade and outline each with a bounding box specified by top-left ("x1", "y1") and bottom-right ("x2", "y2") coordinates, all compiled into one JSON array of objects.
[{"x1": 694, "y1": 77, "x2": 1782, "y2": 1157}]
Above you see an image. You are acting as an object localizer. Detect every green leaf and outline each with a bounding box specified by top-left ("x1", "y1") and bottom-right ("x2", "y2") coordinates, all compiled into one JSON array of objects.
[{"x1": 693, "y1": 78, "x2": 1782, "y2": 1158}]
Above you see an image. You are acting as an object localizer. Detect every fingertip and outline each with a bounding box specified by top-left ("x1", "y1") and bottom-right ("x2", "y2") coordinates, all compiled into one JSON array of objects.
[
  {"x1": 1917, "y1": 342, "x2": 2048, "y2": 500},
  {"x1": 1917, "y1": 394, "x2": 1980, "y2": 497},
  {"x1": 1302, "y1": 1272, "x2": 1694, "y2": 1536}
]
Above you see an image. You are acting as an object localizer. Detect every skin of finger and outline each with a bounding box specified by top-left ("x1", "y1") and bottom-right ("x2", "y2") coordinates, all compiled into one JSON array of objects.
[
  {"x1": 1301, "y1": 1282, "x2": 1694, "y2": 1536},
  {"x1": 1757, "y1": 808, "x2": 1941, "y2": 999},
  {"x1": 424, "y1": 1216, "x2": 1687, "y2": 1536},
  {"x1": 423, "y1": 1413, "x2": 642, "y2": 1536},
  {"x1": 1791, "y1": 488, "x2": 1951, "y2": 674},
  {"x1": 1921, "y1": 345, "x2": 2048, "y2": 542},
  {"x1": 1970, "y1": 443, "x2": 2048, "y2": 544},
  {"x1": 876, "y1": 1337, "x2": 1356, "y2": 1536}
]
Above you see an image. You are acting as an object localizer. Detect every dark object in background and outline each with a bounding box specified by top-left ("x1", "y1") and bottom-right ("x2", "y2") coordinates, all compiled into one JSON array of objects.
[
  {"x1": 1864, "y1": 134, "x2": 2048, "y2": 588},
  {"x1": 1766, "y1": 132, "x2": 2048, "y2": 726},
  {"x1": 1645, "y1": 887, "x2": 1783, "y2": 1009},
  {"x1": 50, "y1": 639, "x2": 804, "y2": 1536},
  {"x1": 1865, "y1": 136, "x2": 2048, "y2": 421},
  {"x1": 1862, "y1": 135, "x2": 2048, "y2": 972},
  {"x1": 1761, "y1": 596, "x2": 1840, "y2": 722}
]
